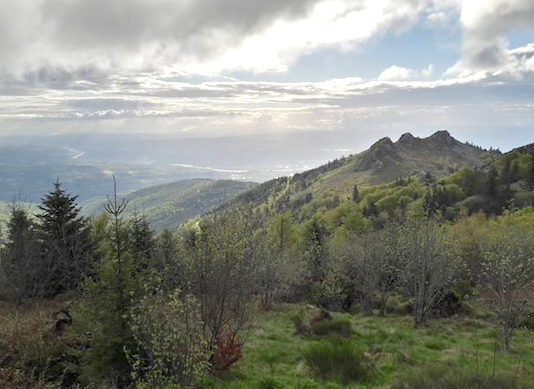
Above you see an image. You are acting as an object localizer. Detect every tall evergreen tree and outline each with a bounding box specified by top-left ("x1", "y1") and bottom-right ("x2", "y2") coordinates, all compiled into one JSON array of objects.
[
  {"x1": 302, "y1": 216, "x2": 327, "y2": 282},
  {"x1": 130, "y1": 212, "x2": 155, "y2": 272},
  {"x1": 72, "y1": 178, "x2": 140, "y2": 385},
  {"x1": 352, "y1": 184, "x2": 359, "y2": 202},
  {"x1": 1, "y1": 204, "x2": 37, "y2": 301},
  {"x1": 37, "y1": 179, "x2": 91, "y2": 297},
  {"x1": 486, "y1": 165, "x2": 499, "y2": 197}
]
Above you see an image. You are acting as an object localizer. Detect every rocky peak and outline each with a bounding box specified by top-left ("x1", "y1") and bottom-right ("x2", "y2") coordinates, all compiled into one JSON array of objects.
[
  {"x1": 429, "y1": 130, "x2": 455, "y2": 142},
  {"x1": 397, "y1": 132, "x2": 417, "y2": 144},
  {"x1": 370, "y1": 137, "x2": 395, "y2": 151}
]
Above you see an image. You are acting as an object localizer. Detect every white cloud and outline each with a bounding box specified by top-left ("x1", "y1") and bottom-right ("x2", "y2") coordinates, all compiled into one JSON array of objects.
[
  {"x1": 422, "y1": 63, "x2": 434, "y2": 78},
  {"x1": 445, "y1": 0, "x2": 534, "y2": 75},
  {"x1": 379, "y1": 66, "x2": 415, "y2": 80},
  {"x1": 0, "y1": 0, "x2": 446, "y2": 77}
]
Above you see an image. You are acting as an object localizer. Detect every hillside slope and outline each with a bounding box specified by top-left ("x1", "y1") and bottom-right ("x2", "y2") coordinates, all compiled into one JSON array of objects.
[
  {"x1": 230, "y1": 131, "x2": 496, "y2": 211},
  {"x1": 83, "y1": 179, "x2": 258, "y2": 231}
]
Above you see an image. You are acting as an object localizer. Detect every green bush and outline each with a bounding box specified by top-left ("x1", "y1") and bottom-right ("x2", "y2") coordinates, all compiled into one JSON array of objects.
[
  {"x1": 291, "y1": 313, "x2": 310, "y2": 335},
  {"x1": 257, "y1": 377, "x2": 285, "y2": 389},
  {"x1": 385, "y1": 295, "x2": 401, "y2": 314},
  {"x1": 391, "y1": 364, "x2": 532, "y2": 389},
  {"x1": 310, "y1": 319, "x2": 352, "y2": 338},
  {"x1": 128, "y1": 289, "x2": 209, "y2": 389},
  {"x1": 301, "y1": 339, "x2": 373, "y2": 383}
]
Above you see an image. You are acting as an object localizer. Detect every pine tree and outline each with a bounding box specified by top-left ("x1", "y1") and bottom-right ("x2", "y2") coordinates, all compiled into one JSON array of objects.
[
  {"x1": 486, "y1": 165, "x2": 499, "y2": 197},
  {"x1": 72, "y1": 177, "x2": 140, "y2": 386},
  {"x1": 130, "y1": 212, "x2": 155, "y2": 272},
  {"x1": 352, "y1": 184, "x2": 359, "y2": 202},
  {"x1": 37, "y1": 179, "x2": 91, "y2": 297},
  {"x1": 302, "y1": 216, "x2": 327, "y2": 282},
  {"x1": 155, "y1": 229, "x2": 182, "y2": 293},
  {"x1": 1, "y1": 204, "x2": 38, "y2": 301}
]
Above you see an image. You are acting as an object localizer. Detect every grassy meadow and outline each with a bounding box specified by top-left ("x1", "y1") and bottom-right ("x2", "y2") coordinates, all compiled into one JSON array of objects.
[{"x1": 204, "y1": 302, "x2": 534, "y2": 389}]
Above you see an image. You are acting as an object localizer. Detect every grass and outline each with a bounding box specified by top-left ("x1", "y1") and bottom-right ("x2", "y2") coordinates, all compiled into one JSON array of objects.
[
  {"x1": 0, "y1": 299, "x2": 68, "y2": 389},
  {"x1": 390, "y1": 363, "x2": 532, "y2": 389},
  {"x1": 302, "y1": 338, "x2": 373, "y2": 383},
  {"x1": 1, "y1": 299, "x2": 534, "y2": 388},
  {"x1": 208, "y1": 303, "x2": 534, "y2": 389}
]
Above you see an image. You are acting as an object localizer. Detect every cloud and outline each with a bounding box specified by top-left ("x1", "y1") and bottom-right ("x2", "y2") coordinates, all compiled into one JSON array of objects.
[
  {"x1": 422, "y1": 64, "x2": 434, "y2": 78},
  {"x1": 445, "y1": 0, "x2": 534, "y2": 75},
  {"x1": 379, "y1": 66, "x2": 415, "y2": 80},
  {"x1": 0, "y1": 0, "x2": 445, "y2": 78},
  {"x1": 0, "y1": 0, "x2": 532, "y2": 152},
  {"x1": 0, "y1": 0, "x2": 320, "y2": 75}
]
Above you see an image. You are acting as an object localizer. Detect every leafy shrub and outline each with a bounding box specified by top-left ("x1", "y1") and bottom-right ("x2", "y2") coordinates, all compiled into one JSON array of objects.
[
  {"x1": 385, "y1": 295, "x2": 401, "y2": 314},
  {"x1": 310, "y1": 319, "x2": 352, "y2": 338},
  {"x1": 310, "y1": 278, "x2": 346, "y2": 311},
  {"x1": 391, "y1": 364, "x2": 532, "y2": 389},
  {"x1": 212, "y1": 326, "x2": 243, "y2": 373},
  {"x1": 291, "y1": 312, "x2": 311, "y2": 335},
  {"x1": 128, "y1": 289, "x2": 209, "y2": 389},
  {"x1": 0, "y1": 367, "x2": 61, "y2": 389},
  {"x1": 301, "y1": 339, "x2": 373, "y2": 383},
  {"x1": 520, "y1": 310, "x2": 534, "y2": 330}
]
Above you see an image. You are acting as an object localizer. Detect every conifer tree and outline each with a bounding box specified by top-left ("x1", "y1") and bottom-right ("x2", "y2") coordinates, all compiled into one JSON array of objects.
[
  {"x1": 352, "y1": 184, "x2": 359, "y2": 202},
  {"x1": 72, "y1": 177, "x2": 140, "y2": 386},
  {"x1": 37, "y1": 179, "x2": 91, "y2": 297},
  {"x1": 154, "y1": 229, "x2": 182, "y2": 293},
  {"x1": 487, "y1": 165, "x2": 499, "y2": 197},
  {"x1": 302, "y1": 216, "x2": 327, "y2": 282},
  {"x1": 130, "y1": 212, "x2": 155, "y2": 272},
  {"x1": 1, "y1": 204, "x2": 37, "y2": 301}
]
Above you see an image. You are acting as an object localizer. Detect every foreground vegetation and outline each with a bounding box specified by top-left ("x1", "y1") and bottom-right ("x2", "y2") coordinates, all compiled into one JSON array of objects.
[
  {"x1": 2, "y1": 300, "x2": 534, "y2": 388},
  {"x1": 1, "y1": 140, "x2": 534, "y2": 388}
]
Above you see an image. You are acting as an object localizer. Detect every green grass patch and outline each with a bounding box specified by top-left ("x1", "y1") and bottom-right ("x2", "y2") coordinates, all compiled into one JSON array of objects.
[
  {"x1": 301, "y1": 338, "x2": 373, "y2": 384},
  {"x1": 207, "y1": 303, "x2": 534, "y2": 389}
]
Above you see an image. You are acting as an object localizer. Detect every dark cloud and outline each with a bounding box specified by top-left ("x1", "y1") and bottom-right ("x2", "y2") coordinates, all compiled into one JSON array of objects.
[
  {"x1": 461, "y1": 1, "x2": 534, "y2": 70},
  {"x1": 0, "y1": 0, "x2": 321, "y2": 74}
]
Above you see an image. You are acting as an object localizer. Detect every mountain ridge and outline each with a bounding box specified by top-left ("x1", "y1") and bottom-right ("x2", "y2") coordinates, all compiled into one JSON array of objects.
[
  {"x1": 227, "y1": 131, "x2": 497, "y2": 212},
  {"x1": 82, "y1": 178, "x2": 257, "y2": 231}
]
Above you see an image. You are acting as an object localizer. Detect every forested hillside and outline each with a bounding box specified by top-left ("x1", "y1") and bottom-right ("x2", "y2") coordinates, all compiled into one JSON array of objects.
[
  {"x1": 1, "y1": 134, "x2": 534, "y2": 389},
  {"x1": 82, "y1": 179, "x2": 257, "y2": 231},
  {"x1": 228, "y1": 131, "x2": 497, "y2": 215}
]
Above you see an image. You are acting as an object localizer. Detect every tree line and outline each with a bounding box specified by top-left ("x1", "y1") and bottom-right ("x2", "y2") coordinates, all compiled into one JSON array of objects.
[{"x1": 1, "y1": 176, "x2": 534, "y2": 387}]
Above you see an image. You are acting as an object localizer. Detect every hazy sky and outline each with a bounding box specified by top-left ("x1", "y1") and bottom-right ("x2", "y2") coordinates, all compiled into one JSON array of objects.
[{"x1": 0, "y1": 0, "x2": 533, "y2": 156}]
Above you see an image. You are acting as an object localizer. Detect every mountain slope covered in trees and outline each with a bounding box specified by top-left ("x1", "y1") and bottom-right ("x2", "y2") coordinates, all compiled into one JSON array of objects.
[
  {"x1": 228, "y1": 131, "x2": 497, "y2": 213},
  {"x1": 2, "y1": 134, "x2": 534, "y2": 389},
  {"x1": 82, "y1": 178, "x2": 257, "y2": 231}
]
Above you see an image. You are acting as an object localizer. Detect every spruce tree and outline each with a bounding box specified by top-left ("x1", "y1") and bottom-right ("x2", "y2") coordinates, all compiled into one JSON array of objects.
[
  {"x1": 302, "y1": 216, "x2": 327, "y2": 282},
  {"x1": 130, "y1": 212, "x2": 155, "y2": 272},
  {"x1": 352, "y1": 184, "x2": 359, "y2": 202},
  {"x1": 72, "y1": 177, "x2": 140, "y2": 385},
  {"x1": 37, "y1": 179, "x2": 91, "y2": 297},
  {"x1": 1, "y1": 204, "x2": 37, "y2": 301},
  {"x1": 486, "y1": 165, "x2": 499, "y2": 197}
]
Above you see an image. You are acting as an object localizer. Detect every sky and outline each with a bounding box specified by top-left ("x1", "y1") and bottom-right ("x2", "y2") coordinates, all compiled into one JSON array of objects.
[{"x1": 0, "y1": 0, "x2": 533, "y2": 169}]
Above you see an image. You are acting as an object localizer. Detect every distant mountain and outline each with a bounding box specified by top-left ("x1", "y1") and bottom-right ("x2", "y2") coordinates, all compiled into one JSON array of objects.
[
  {"x1": 82, "y1": 179, "x2": 258, "y2": 231},
  {"x1": 228, "y1": 131, "x2": 497, "y2": 211}
]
